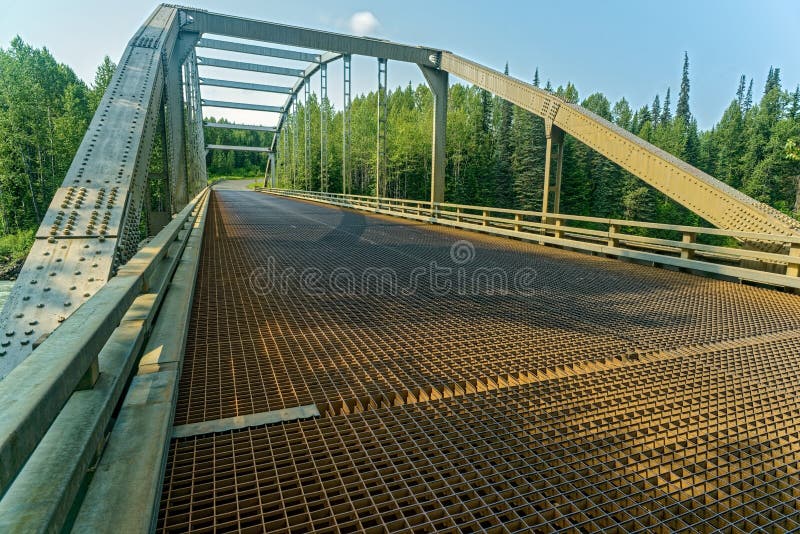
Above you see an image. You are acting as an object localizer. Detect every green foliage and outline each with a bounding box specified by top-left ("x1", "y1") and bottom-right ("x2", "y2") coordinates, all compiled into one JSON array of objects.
[
  {"x1": 0, "y1": 37, "x2": 96, "y2": 236},
  {"x1": 0, "y1": 229, "x2": 34, "y2": 262}
]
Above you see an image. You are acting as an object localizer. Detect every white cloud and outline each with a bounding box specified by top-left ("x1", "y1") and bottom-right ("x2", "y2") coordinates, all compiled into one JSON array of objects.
[{"x1": 348, "y1": 11, "x2": 380, "y2": 36}]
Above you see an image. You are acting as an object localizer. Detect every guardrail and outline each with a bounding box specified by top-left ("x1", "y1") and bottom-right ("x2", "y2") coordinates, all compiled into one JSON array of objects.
[
  {"x1": 0, "y1": 187, "x2": 209, "y2": 532},
  {"x1": 259, "y1": 188, "x2": 800, "y2": 290}
]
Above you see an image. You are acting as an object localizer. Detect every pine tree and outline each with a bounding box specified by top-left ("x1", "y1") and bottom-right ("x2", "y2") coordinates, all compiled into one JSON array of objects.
[
  {"x1": 676, "y1": 52, "x2": 691, "y2": 123},
  {"x1": 490, "y1": 62, "x2": 514, "y2": 207},
  {"x1": 651, "y1": 94, "x2": 661, "y2": 128},
  {"x1": 533, "y1": 68, "x2": 540, "y2": 88},
  {"x1": 789, "y1": 86, "x2": 800, "y2": 120},
  {"x1": 612, "y1": 98, "x2": 633, "y2": 131},
  {"x1": 661, "y1": 88, "x2": 672, "y2": 124},
  {"x1": 744, "y1": 79, "x2": 754, "y2": 111},
  {"x1": 90, "y1": 56, "x2": 116, "y2": 111},
  {"x1": 736, "y1": 74, "x2": 747, "y2": 109}
]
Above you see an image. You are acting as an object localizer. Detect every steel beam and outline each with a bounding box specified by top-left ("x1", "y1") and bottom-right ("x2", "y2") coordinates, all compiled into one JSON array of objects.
[
  {"x1": 420, "y1": 66, "x2": 448, "y2": 204},
  {"x1": 439, "y1": 52, "x2": 800, "y2": 247},
  {"x1": 202, "y1": 99, "x2": 283, "y2": 113},
  {"x1": 343, "y1": 55, "x2": 351, "y2": 194},
  {"x1": 197, "y1": 37, "x2": 320, "y2": 63},
  {"x1": 199, "y1": 77, "x2": 292, "y2": 94},
  {"x1": 206, "y1": 144, "x2": 272, "y2": 152},
  {"x1": 320, "y1": 63, "x2": 328, "y2": 192},
  {"x1": 0, "y1": 5, "x2": 182, "y2": 375},
  {"x1": 303, "y1": 78, "x2": 310, "y2": 190},
  {"x1": 376, "y1": 59, "x2": 388, "y2": 198},
  {"x1": 196, "y1": 56, "x2": 303, "y2": 77},
  {"x1": 182, "y1": 9, "x2": 441, "y2": 66},
  {"x1": 204, "y1": 122, "x2": 277, "y2": 132}
]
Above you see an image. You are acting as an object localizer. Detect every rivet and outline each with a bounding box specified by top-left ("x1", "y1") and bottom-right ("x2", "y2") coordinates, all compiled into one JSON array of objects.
[
  {"x1": 20, "y1": 340, "x2": 29, "y2": 346},
  {"x1": 64, "y1": 301, "x2": 71, "y2": 307},
  {"x1": 14, "y1": 313, "x2": 22, "y2": 318},
  {"x1": 5, "y1": 331, "x2": 14, "y2": 337}
]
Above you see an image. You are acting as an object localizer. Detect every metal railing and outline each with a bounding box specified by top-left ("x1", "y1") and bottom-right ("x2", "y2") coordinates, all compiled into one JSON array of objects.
[
  {"x1": 0, "y1": 187, "x2": 209, "y2": 532},
  {"x1": 259, "y1": 188, "x2": 800, "y2": 290}
]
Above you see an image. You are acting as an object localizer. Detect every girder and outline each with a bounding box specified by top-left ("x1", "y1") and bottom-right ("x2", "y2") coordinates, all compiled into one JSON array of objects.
[
  {"x1": 196, "y1": 56, "x2": 303, "y2": 77},
  {"x1": 199, "y1": 77, "x2": 293, "y2": 94},
  {"x1": 0, "y1": 5, "x2": 189, "y2": 376},
  {"x1": 439, "y1": 52, "x2": 800, "y2": 248},
  {"x1": 206, "y1": 144, "x2": 272, "y2": 152},
  {"x1": 202, "y1": 99, "x2": 283, "y2": 113},
  {"x1": 197, "y1": 37, "x2": 321, "y2": 63},
  {"x1": 204, "y1": 122, "x2": 277, "y2": 132},
  {"x1": 181, "y1": 9, "x2": 441, "y2": 65}
]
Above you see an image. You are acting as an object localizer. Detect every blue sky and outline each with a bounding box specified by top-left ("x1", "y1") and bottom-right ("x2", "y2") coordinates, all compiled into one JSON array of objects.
[{"x1": 1, "y1": 0, "x2": 798, "y2": 129}]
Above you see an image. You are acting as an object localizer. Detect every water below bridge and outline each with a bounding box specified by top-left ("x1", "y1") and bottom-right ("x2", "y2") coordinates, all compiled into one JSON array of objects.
[{"x1": 158, "y1": 182, "x2": 800, "y2": 532}]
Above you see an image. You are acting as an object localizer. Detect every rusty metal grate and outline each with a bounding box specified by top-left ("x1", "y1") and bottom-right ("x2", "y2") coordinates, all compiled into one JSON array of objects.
[
  {"x1": 160, "y1": 342, "x2": 800, "y2": 532},
  {"x1": 174, "y1": 191, "x2": 800, "y2": 425},
  {"x1": 160, "y1": 190, "x2": 800, "y2": 532}
]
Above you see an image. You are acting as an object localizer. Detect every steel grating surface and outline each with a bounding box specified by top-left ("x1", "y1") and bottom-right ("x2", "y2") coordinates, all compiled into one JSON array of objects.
[{"x1": 160, "y1": 188, "x2": 800, "y2": 532}]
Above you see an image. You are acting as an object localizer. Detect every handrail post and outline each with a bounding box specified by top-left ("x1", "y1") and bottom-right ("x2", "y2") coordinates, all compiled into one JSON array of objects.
[
  {"x1": 608, "y1": 224, "x2": 619, "y2": 248},
  {"x1": 681, "y1": 232, "x2": 696, "y2": 260},
  {"x1": 482, "y1": 210, "x2": 489, "y2": 227},
  {"x1": 786, "y1": 242, "x2": 800, "y2": 277},
  {"x1": 514, "y1": 213, "x2": 522, "y2": 233},
  {"x1": 456, "y1": 207, "x2": 462, "y2": 223},
  {"x1": 554, "y1": 218, "x2": 564, "y2": 239}
]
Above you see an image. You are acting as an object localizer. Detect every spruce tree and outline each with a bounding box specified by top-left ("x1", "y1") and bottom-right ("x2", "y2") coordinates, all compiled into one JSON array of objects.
[
  {"x1": 651, "y1": 95, "x2": 661, "y2": 128},
  {"x1": 736, "y1": 75, "x2": 747, "y2": 109},
  {"x1": 676, "y1": 52, "x2": 691, "y2": 123},
  {"x1": 744, "y1": 79, "x2": 754, "y2": 111},
  {"x1": 661, "y1": 88, "x2": 672, "y2": 124}
]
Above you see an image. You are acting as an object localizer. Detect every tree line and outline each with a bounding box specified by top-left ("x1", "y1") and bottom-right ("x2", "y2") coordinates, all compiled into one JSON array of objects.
[
  {"x1": 2, "y1": 35, "x2": 799, "y2": 261},
  {"x1": 275, "y1": 54, "x2": 800, "y2": 230}
]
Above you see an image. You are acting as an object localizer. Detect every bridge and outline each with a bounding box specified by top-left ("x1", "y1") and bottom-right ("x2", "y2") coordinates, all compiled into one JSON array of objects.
[{"x1": 1, "y1": 4, "x2": 800, "y2": 532}]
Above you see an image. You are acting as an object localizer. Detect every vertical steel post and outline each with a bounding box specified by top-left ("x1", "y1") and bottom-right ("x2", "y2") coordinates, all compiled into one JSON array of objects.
[
  {"x1": 552, "y1": 128, "x2": 565, "y2": 213},
  {"x1": 292, "y1": 100, "x2": 298, "y2": 189},
  {"x1": 343, "y1": 54, "x2": 351, "y2": 194},
  {"x1": 269, "y1": 153, "x2": 276, "y2": 187},
  {"x1": 303, "y1": 78, "x2": 310, "y2": 190},
  {"x1": 282, "y1": 120, "x2": 288, "y2": 186},
  {"x1": 542, "y1": 131, "x2": 553, "y2": 219},
  {"x1": 377, "y1": 58, "x2": 388, "y2": 199},
  {"x1": 420, "y1": 66, "x2": 448, "y2": 204},
  {"x1": 320, "y1": 64, "x2": 328, "y2": 192}
]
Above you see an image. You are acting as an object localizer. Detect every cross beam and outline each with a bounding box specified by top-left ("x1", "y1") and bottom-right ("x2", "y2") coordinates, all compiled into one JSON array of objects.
[
  {"x1": 202, "y1": 99, "x2": 283, "y2": 113},
  {"x1": 197, "y1": 56, "x2": 304, "y2": 77},
  {"x1": 197, "y1": 37, "x2": 320, "y2": 63},
  {"x1": 206, "y1": 144, "x2": 272, "y2": 152},
  {"x1": 204, "y1": 122, "x2": 277, "y2": 132},
  {"x1": 199, "y1": 78, "x2": 293, "y2": 94}
]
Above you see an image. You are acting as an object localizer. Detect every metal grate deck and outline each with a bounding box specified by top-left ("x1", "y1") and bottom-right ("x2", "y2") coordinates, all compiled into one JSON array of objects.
[{"x1": 159, "y1": 189, "x2": 800, "y2": 532}]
